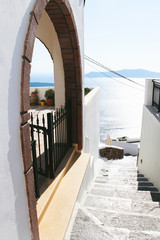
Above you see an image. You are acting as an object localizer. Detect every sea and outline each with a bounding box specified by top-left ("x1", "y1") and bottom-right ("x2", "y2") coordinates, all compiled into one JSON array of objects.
[
  {"x1": 30, "y1": 73, "x2": 54, "y2": 87},
  {"x1": 85, "y1": 77, "x2": 145, "y2": 142},
  {"x1": 30, "y1": 74, "x2": 145, "y2": 141}
]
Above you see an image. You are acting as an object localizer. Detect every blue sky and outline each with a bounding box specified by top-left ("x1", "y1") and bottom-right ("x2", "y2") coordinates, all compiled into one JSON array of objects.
[
  {"x1": 31, "y1": 0, "x2": 160, "y2": 74},
  {"x1": 84, "y1": 0, "x2": 160, "y2": 73},
  {"x1": 31, "y1": 39, "x2": 53, "y2": 75}
]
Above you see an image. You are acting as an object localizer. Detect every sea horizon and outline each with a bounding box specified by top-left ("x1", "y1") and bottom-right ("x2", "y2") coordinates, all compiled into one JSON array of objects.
[
  {"x1": 85, "y1": 77, "x2": 145, "y2": 141},
  {"x1": 30, "y1": 82, "x2": 54, "y2": 87},
  {"x1": 30, "y1": 73, "x2": 54, "y2": 87}
]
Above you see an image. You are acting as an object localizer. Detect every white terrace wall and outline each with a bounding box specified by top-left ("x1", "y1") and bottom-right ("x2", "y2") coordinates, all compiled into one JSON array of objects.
[
  {"x1": 30, "y1": 87, "x2": 54, "y2": 104},
  {"x1": 0, "y1": 1, "x2": 84, "y2": 239},
  {"x1": 83, "y1": 87, "x2": 100, "y2": 175},
  {"x1": 138, "y1": 79, "x2": 160, "y2": 191}
]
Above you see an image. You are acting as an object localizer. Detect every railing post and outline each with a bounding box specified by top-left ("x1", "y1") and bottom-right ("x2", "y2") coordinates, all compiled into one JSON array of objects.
[
  {"x1": 47, "y1": 112, "x2": 54, "y2": 178},
  {"x1": 152, "y1": 80, "x2": 155, "y2": 107},
  {"x1": 42, "y1": 114, "x2": 49, "y2": 177},
  {"x1": 54, "y1": 110, "x2": 58, "y2": 170},
  {"x1": 31, "y1": 140, "x2": 40, "y2": 199},
  {"x1": 30, "y1": 113, "x2": 34, "y2": 142},
  {"x1": 158, "y1": 87, "x2": 160, "y2": 112},
  {"x1": 67, "y1": 100, "x2": 72, "y2": 147}
]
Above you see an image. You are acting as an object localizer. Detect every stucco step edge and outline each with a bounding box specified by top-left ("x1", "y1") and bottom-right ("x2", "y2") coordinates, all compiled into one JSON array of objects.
[{"x1": 37, "y1": 147, "x2": 76, "y2": 224}]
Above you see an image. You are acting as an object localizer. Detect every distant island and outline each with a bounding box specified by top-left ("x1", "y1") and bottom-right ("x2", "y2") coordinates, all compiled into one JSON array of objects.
[
  {"x1": 30, "y1": 69, "x2": 160, "y2": 87},
  {"x1": 85, "y1": 69, "x2": 160, "y2": 78}
]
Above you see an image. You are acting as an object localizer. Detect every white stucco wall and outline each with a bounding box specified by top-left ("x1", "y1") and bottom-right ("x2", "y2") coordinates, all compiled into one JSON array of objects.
[
  {"x1": 0, "y1": 1, "x2": 37, "y2": 239},
  {"x1": 69, "y1": 0, "x2": 85, "y2": 148},
  {"x1": 138, "y1": 106, "x2": 160, "y2": 191},
  {"x1": 69, "y1": 0, "x2": 84, "y2": 69},
  {"x1": 144, "y1": 79, "x2": 153, "y2": 106},
  {"x1": 83, "y1": 88, "x2": 100, "y2": 172},
  {"x1": 0, "y1": 1, "x2": 84, "y2": 239}
]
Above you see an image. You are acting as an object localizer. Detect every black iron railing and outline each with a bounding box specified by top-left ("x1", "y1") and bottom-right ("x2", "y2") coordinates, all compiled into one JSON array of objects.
[
  {"x1": 31, "y1": 140, "x2": 40, "y2": 198},
  {"x1": 30, "y1": 113, "x2": 49, "y2": 177},
  {"x1": 30, "y1": 105, "x2": 71, "y2": 198},
  {"x1": 152, "y1": 80, "x2": 160, "y2": 112}
]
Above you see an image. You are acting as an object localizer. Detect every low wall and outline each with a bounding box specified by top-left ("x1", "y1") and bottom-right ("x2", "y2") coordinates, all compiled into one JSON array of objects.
[
  {"x1": 112, "y1": 141, "x2": 138, "y2": 156},
  {"x1": 99, "y1": 145, "x2": 124, "y2": 160},
  {"x1": 138, "y1": 106, "x2": 160, "y2": 191},
  {"x1": 30, "y1": 87, "x2": 54, "y2": 104},
  {"x1": 83, "y1": 87, "x2": 100, "y2": 175}
]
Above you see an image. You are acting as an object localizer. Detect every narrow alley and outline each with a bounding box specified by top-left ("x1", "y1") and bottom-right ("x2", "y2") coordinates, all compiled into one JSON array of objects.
[{"x1": 67, "y1": 156, "x2": 160, "y2": 240}]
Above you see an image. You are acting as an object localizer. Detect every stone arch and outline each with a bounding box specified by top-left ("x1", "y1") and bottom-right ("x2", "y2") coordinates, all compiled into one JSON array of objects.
[
  {"x1": 20, "y1": 1, "x2": 83, "y2": 239},
  {"x1": 21, "y1": 0, "x2": 83, "y2": 148}
]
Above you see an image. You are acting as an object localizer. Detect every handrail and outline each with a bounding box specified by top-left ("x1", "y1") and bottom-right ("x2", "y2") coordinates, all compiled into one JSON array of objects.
[
  {"x1": 152, "y1": 79, "x2": 160, "y2": 86},
  {"x1": 152, "y1": 79, "x2": 160, "y2": 112}
]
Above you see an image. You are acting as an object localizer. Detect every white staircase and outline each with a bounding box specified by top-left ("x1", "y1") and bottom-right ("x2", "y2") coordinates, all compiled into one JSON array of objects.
[{"x1": 69, "y1": 156, "x2": 160, "y2": 240}]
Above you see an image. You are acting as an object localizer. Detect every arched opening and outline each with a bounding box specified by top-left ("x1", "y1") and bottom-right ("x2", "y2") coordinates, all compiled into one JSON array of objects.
[
  {"x1": 30, "y1": 38, "x2": 55, "y2": 106},
  {"x1": 30, "y1": 38, "x2": 54, "y2": 85},
  {"x1": 20, "y1": 1, "x2": 83, "y2": 239}
]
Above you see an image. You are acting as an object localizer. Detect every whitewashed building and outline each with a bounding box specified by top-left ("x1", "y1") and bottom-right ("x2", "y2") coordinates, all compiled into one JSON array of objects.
[
  {"x1": 138, "y1": 79, "x2": 160, "y2": 191},
  {"x1": 0, "y1": 1, "x2": 100, "y2": 239}
]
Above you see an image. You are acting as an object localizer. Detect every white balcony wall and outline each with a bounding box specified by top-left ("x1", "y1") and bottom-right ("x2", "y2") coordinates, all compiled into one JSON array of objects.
[
  {"x1": 144, "y1": 79, "x2": 153, "y2": 106},
  {"x1": 83, "y1": 87, "x2": 100, "y2": 175},
  {"x1": 30, "y1": 87, "x2": 54, "y2": 104}
]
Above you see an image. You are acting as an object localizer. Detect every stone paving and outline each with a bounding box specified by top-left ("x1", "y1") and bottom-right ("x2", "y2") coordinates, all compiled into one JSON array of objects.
[{"x1": 67, "y1": 156, "x2": 160, "y2": 240}]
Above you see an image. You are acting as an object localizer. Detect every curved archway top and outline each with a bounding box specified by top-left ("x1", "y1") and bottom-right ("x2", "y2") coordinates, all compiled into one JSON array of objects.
[{"x1": 23, "y1": 0, "x2": 80, "y2": 64}]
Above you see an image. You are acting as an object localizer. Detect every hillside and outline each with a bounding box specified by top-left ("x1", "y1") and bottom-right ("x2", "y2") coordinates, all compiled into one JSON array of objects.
[{"x1": 85, "y1": 69, "x2": 160, "y2": 78}]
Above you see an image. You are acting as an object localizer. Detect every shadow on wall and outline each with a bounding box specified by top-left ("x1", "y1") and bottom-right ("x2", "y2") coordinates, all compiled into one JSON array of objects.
[{"x1": 7, "y1": 2, "x2": 35, "y2": 240}]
